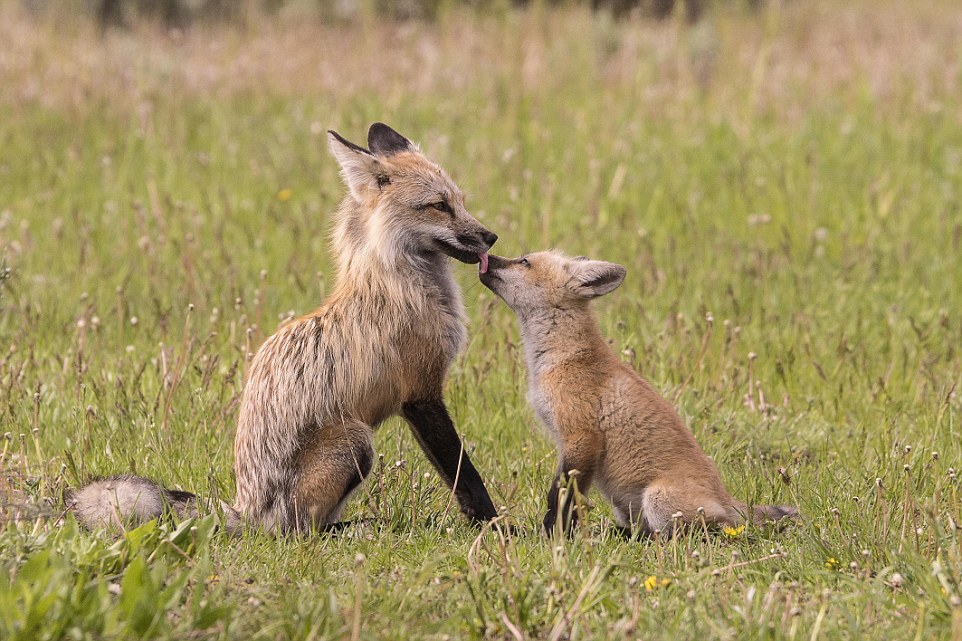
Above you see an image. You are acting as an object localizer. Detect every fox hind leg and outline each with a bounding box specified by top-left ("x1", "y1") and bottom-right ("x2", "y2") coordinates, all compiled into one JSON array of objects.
[
  {"x1": 293, "y1": 420, "x2": 374, "y2": 533},
  {"x1": 612, "y1": 483, "x2": 738, "y2": 536}
]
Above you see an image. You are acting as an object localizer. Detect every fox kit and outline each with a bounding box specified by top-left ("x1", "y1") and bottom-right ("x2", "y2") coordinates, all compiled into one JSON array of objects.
[
  {"x1": 71, "y1": 123, "x2": 501, "y2": 533},
  {"x1": 479, "y1": 251, "x2": 797, "y2": 535}
]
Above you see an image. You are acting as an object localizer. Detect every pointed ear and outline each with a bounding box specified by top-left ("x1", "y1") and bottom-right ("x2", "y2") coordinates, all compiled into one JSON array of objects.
[
  {"x1": 368, "y1": 122, "x2": 415, "y2": 156},
  {"x1": 327, "y1": 130, "x2": 384, "y2": 201},
  {"x1": 570, "y1": 260, "x2": 627, "y2": 299}
]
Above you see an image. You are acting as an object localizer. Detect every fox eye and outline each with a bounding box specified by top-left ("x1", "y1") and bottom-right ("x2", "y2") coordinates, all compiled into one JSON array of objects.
[
  {"x1": 416, "y1": 200, "x2": 453, "y2": 215},
  {"x1": 519, "y1": 257, "x2": 531, "y2": 268}
]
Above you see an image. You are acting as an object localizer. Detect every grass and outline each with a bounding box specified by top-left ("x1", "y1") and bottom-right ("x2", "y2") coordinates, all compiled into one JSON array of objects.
[{"x1": 1, "y1": 0, "x2": 962, "y2": 638}]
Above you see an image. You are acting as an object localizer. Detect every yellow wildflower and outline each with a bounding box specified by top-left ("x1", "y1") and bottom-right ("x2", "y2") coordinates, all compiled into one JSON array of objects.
[
  {"x1": 644, "y1": 575, "x2": 671, "y2": 592},
  {"x1": 277, "y1": 188, "x2": 293, "y2": 202},
  {"x1": 825, "y1": 557, "x2": 840, "y2": 571},
  {"x1": 722, "y1": 524, "x2": 746, "y2": 538}
]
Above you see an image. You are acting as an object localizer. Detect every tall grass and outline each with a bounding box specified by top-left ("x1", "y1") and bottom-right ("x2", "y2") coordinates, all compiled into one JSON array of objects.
[{"x1": 1, "y1": 0, "x2": 961, "y2": 638}]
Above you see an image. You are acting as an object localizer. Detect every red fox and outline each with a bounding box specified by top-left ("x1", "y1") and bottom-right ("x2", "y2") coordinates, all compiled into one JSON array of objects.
[
  {"x1": 479, "y1": 251, "x2": 797, "y2": 535},
  {"x1": 69, "y1": 123, "x2": 501, "y2": 534}
]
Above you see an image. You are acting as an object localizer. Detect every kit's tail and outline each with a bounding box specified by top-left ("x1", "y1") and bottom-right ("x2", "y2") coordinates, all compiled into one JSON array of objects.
[
  {"x1": 66, "y1": 474, "x2": 241, "y2": 533},
  {"x1": 752, "y1": 504, "x2": 799, "y2": 524}
]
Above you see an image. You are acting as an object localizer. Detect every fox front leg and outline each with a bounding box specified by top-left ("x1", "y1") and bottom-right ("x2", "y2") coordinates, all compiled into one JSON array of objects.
[
  {"x1": 543, "y1": 456, "x2": 596, "y2": 536},
  {"x1": 401, "y1": 398, "x2": 498, "y2": 524}
]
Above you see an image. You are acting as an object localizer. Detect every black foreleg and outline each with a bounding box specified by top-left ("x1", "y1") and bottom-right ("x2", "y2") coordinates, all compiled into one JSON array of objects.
[
  {"x1": 542, "y1": 454, "x2": 596, "y2": 537},
  {"x1": 401, "y1": 399, "x2": 498, "y2": 524}
]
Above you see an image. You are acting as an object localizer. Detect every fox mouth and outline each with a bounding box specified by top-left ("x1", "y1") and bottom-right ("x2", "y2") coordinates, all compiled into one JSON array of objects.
[
  {"x1": 478, "y1": 269, "x2": 499, "y2": 285},
  {"x1": 478, "y1": 270, "x2": 507, "y2": 303},
  {"x1": 478, "y1": 261, "x2": 503, "y2": 291},
  {"x1": 434, "y1": 238, "x2": 488, "y2": 264}
]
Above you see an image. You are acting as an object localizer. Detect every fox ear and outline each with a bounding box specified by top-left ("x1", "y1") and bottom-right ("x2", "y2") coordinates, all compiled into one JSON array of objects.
[
  {"x1": 368, "y1": 123, "x2": 415, "y2": 156},
  {"x1": 328, "y1": 130, "x2": 386, "y2": 201},
  {"x1": 570, "y1": 260, "x2": 627, "y2": 299}
]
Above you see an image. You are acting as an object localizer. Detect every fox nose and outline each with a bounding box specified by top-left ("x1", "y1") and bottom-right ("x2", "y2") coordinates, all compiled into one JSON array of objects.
[{"x1": 482, "y1": 231, "x2": 498, "y2": 247}]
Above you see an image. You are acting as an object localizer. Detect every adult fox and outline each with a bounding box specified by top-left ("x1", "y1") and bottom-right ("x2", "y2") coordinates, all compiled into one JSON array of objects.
[
  {"x1": 70, "y1": 123, "x2": 501, "y2": 534},
  {"x1": 479, "y1": 251, "x2": 797, "y2": 536}
]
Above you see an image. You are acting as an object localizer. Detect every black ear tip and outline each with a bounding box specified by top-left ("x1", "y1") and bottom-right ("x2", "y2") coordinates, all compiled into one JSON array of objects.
[
  {"x1": 368, "y1": 123, "x2": 413, "y2": 155},
  {"x1": 611, "y1": 266, "x2": 628, "y2": 283},
  {"x1": 368, "y1": 122, "x2": 399, "y2": 142},
  {"x1": 329, "y1": 129, "x2": 373, "y2": 156}
]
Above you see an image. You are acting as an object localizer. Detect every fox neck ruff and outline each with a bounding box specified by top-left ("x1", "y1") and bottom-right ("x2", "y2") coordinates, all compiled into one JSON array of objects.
[
  {"x1": 328, "y1": 199, "x2": 468, "y2": 360},
  {"x1": 516, "y1": 305, "x2": 606, "y2": 378}
]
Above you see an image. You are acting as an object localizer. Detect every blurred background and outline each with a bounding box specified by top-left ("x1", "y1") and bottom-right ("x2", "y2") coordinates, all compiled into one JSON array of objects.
[{"x1": 34, "y1": 0, "x2": 727, "y2": 27}]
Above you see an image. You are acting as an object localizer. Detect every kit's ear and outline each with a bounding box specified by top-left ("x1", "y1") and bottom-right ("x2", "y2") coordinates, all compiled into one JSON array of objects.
[{"x1": 569, "y1": 260, "x2": 627, "y2": 299}]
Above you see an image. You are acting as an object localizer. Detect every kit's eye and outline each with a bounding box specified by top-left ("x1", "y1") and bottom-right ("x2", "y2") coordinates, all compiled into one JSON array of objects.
[{"x1": 520, "y1": 257, "x2": 531, "y2": 268}]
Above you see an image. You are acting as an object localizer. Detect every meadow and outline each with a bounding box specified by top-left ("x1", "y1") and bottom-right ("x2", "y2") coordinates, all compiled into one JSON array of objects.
[{"x1": 1, "y1": 0, "x2": 961, "y2": 638}]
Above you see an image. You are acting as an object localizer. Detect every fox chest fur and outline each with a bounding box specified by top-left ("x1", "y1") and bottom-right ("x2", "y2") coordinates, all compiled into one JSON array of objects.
[
  {"x1": 241, "y1": 262, "x2": 466, "y2": 430},
  {"x1": 524, "y1": 348, "x2": 612, "y2": 448}
]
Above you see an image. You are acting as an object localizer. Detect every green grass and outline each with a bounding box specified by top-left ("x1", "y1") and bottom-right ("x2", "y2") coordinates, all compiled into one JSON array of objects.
[{"x1": 2, "y1": 1, "x2": 962, "y2": 638}]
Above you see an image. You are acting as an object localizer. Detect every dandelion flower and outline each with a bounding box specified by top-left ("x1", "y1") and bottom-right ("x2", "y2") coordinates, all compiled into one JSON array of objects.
[
  {"x1": 277, "y1": 188, "x2": 293, "y2": 202},
  {"x1": 722, "y1": 524, "x2": 746, "y2": 538},
  {"x1": 824, "y1": 557, "x2": 840, "y2": 571},
  {"x1": 644, "y1": 576, "x2": 670, "y2": 592}
]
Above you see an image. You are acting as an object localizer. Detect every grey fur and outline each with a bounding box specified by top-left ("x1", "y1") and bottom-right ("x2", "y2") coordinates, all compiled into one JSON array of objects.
[
  {"x1": 66, "y1": 474, "x2": 241, "y2": 533},
  {"x1": 68, "y1": 124, "x2": 496, "y2": 536}
]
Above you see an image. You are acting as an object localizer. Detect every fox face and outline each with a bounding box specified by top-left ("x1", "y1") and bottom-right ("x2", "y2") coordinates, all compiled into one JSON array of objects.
[
  {"x1": 328, "y1": 123, "x2": 497, "y2": 265},
  {"x1": 480, "y1": 251, "x2": 626, "y2": 315}
]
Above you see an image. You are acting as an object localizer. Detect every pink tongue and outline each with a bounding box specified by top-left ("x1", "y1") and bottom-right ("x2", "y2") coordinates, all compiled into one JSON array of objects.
[{"x1": 479, "y1": 253, "x2": 489, "y2": 274}]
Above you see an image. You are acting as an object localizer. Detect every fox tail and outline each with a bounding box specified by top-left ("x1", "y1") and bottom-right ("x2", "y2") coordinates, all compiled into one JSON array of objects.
[
  {"x1": 751, "y1": 504, "x2": 799, "y2": 525},
  {"x1": 66, "y1": 474, "x2": 241, "y2": 533}
]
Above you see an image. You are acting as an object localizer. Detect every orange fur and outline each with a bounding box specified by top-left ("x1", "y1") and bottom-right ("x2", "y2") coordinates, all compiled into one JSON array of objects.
[{"x1": 481, "y1": 251, "x2": 797, "y2": 535}]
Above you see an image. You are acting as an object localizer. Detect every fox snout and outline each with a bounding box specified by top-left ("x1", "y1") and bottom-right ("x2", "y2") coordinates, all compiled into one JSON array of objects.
[
  {"x1": 486, "y1": 254, "x2": 508, "y2": 268},
  {"x1": 478, "y1": 254, "x2": 511, "y2": 289},
  {"x1": 436, "y1": 223, "x2": 497, "y2": 265},
  {"x1": 457, "y1": 230, "x2": 499, "y2": 250}
]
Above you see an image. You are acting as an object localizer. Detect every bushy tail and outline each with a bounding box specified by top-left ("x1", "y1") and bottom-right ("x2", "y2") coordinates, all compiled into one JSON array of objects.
[
  {"x1": 66, "y1": 475, "x2": 241, "y2": 534},
  {"x1": 752, "y1": 504, "x2": 799, "y2": 525}
]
